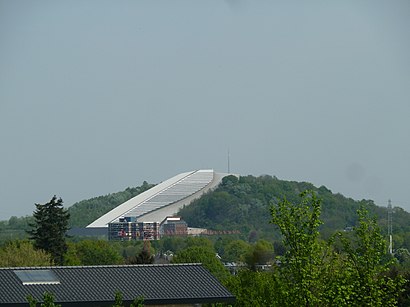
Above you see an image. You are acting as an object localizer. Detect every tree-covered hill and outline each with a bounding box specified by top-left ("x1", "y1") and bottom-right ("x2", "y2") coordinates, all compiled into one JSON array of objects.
[
  {"x1": 177, "y1": 175, "x2": 410, "y2": 249},
  {"x1": 2, "y1": 175, "x2": 410, "y2": 250}
]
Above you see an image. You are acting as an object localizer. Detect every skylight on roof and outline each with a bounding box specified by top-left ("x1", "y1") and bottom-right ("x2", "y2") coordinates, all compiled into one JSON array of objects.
[{"x1": 14, "y1": 270, "x2": 60, "y2": 285}]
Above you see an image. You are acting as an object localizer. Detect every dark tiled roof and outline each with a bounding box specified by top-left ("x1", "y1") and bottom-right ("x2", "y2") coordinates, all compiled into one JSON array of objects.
[{"x1": 0, "y1": 263, "x2": 235, "y2": 306}]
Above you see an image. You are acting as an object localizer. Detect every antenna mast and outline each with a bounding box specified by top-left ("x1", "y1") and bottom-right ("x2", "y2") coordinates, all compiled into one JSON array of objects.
[
  {"x1": 227, "y1": 148, "x2": 230, "y2": 173},
  {"x1": 387, "y1": 199, "x2": 393, "y2": 254}
]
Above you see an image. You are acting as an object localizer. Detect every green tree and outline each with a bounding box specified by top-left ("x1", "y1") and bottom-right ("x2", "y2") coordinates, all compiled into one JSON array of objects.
[
  {"x1": 267, "y1": 191, "x2": 405, "y2": 307},
  {"x1": 121, "y1": 243, "x2": 143, "y2": 263},
  {"x1": 172, "y1": 245, "x2": 230, "y2": 282},
  {"x1": 270, "y1": 190, "x2": 325, "y2": 306},
  {"x1": 159, "y1": 236, "x2": 187, "y2": 254},
  {"x1": 333, "y1": 205, "x2": 405, "y2": 306},
  {"x1": 41, "y1": 292, "x2": 61, "y2": 307},
  {"x1": 185, "y1": 237, "x2": 214, "y2": 250},
  {"x1": 135, "y1": 242, "x2": 154, "y2": 264},
  {"x1": 395, "y1": 248, "x2": 410, "y2": 266},
  {"x1": 225, "y1": 269, "x2": 277, "y2": 307},
  {"x1": 113, "y1": 290, "x2": 123, "y2": 307},
  {"x1": 27, "y1": 295, "x2": 37, "y2": 307},
  {"x1": 244, "y1": 239, "x2": 275, "y2": 269},
  {"x1": 0, "y1": 216, "x2": 33, "y2": 243},
  {"x1": 111, "y1": 291, "x2": 144, "y2": 307},
  {"x1": 131, "y1": 296, "x2": 144, "y2": 307},
  {"x1": 27, "y1": 292, "x2": 61, "y2": 307},
  {"x1": 27, "y1": 196, "x2": 70, "y2": 265},
  {"x1": 0, "y1": 240, "x2": 53, "y2": 267},
  {"x1": 223, "y1": 239, "x2": 251, "y2": 263},
  {"x1": 64, "y1": 240, "x2": 123, "y2": 265}
]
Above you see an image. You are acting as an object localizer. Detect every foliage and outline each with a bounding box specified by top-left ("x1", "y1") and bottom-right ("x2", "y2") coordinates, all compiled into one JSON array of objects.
[
  {"x1": 226, "y1": 190, "x2": 405, "y2": 306},
  {"x1": 156, "y1": 236, "x2": 187, "y2": 254},
  {"x1": 395, "y1": 248, "x2": 410, "y2": 267},
  {"x1": 64, "y1": 240, "x2": 123, "y2": 265},
  {"x1": 28, "y1": 291, "x2": 144, "y2": 307},
  {"x1": 27, "y1": 292, "x2": 61, "y2": 307},
  {"x1": 113, "y1": 290, "x2": 123, "y2": 307},
  {"x1": 330, "y1": 205, "x2": 406, "y2": 306},
  {"x1": 0, "y1": 182, "x2": 154, "y2": 241},
  {"x1": 172, "y1": 245, "x2": 231, "y2": 282},
  {"x1": 68, "y1": 181, "x2": 154, "y2": 228},
  {"x1": 244, "y1": 239, "x2": 274, "y2": 269},
  {"x1": 112, "y1": 291, "x2": 144, "y2": 307},
  {"x1": 27, "y1": 196, "x2": 70, "y2": 265},
  {"x1": 4, "y1": 174, "x2": 410, "y2": 250},
  {"x1": 0, "y1": 215, "x2": 33, "y2": 243},
  {"x1": 120, "y1": 242, "x2": 143, "y2": 259},
  {"x1": 270, "y1": 190, "x2": 325, "y2": 306},
  {"x1": 135, "y1": 242, "x2": 154, "y2": 264},
  {"x1": 0, "y1": 240, "x2": 53, "y2": 267},
  {"x1": 397, "y1": 269, "x2": 410, "y2": 306},
  {"x1": 27, "y1": 295, "x2": 37, "y2": 307},
  {"x1": 225, "y1": 269, "x2": 277, "y2": 307},
  {"x1": 222, "y1": 239, "x2": 251, "y2": 263},
  {"x1": 131, "y1": 296, "x2": 145, "y2": 307},
  {"x1": 41, "y1": 292, "x2": 61, "y2": 307},
  {"x1": 178, "y1": 175, "x2": 410, "y2": 249},
  {"x1": 184, "y1": 236, "x2": 215, "y2": 250},
  {"x1": 155, "y1": 236, "x2": 215, "y2": 258}
]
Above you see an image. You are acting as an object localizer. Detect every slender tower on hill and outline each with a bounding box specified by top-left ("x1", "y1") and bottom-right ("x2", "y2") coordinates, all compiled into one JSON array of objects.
[{"x1": 388, "y1": 199, "x2": 393, "y2": 254}]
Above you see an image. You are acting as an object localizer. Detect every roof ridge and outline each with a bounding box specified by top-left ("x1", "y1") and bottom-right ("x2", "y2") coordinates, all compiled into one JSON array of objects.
[{"x1": 0, "y1": 263, "x2": 204, "y2": 270}]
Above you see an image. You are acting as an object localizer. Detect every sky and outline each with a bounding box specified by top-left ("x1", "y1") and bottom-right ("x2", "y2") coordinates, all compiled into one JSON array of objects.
[{"x1": 0, "y1": 0, "x2": 409, "y2": 220}]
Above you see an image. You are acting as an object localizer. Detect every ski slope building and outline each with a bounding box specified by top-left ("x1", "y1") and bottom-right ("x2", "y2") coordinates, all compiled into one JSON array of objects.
[{"x1": 86, "y1": 170, "x2": 230, "y2": 232}]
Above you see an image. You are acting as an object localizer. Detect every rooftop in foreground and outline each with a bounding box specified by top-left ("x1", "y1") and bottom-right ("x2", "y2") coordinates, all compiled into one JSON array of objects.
[{"x1": 0, "y1": 263, "x2": 235, "y2": 306}]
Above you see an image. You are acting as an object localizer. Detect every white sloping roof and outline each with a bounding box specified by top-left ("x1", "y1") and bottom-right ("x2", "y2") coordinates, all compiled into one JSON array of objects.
[{"x1": 87, "y1": 170, "x2": 215, "y2": 228}]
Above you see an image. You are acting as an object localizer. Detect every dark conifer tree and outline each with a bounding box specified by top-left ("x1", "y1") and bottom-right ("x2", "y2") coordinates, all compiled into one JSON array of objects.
[
  {"x1": 136, "y1": 241, "x2": 154, "y2": 264},
  {"x1": 28, "y1": 196, "x2": 70, "y2": 265}
]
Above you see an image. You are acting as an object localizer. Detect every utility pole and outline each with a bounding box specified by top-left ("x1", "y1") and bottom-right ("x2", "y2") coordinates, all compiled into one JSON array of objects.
[{"x1": 388, "y1": 199, "x2": 393, "y2": 254}]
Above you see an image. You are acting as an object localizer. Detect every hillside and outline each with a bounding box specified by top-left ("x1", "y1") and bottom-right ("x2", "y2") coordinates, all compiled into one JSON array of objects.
[
  {"x1": 2, "y1": 175, "x2": 410, "y2": 250},
  {"x1": 177, "y1": 175, "x2": 410, "y2": 248},
  {"x1": 68, "y1": 181, "x2": 155, "y2": 227}
]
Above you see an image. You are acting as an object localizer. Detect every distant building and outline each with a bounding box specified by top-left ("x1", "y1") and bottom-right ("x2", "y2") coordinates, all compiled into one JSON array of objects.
[
  {"x1": 160, "y1": 216, "x2": 188, "y2": 237},
  {"x1": 108, "y1": 217, "x2": 160, "y2": 241},
  {"x1": 109, "y1": 216, "x2": 189, "y2": 240}
]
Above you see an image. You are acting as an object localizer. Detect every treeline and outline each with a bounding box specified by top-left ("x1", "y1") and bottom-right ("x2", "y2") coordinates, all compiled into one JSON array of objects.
[
  {"x1": 68, "y1": 181, "x2": 154, "y2": 227},
  {"x1": 178, "y1": 175, "x2": 410, "y2": 249},
  {"x1": 0, "y1": 181, "x2": 154, "y2": 237},
  {"x1": 3, "y1": 174, "x2": 410, "y2": 250},
  {"x1": 0, "y1": 215, "x2": 33, "y2": 243},
  {"x1": 2, "y1": 213, "x2": 410, "y2": 305}
]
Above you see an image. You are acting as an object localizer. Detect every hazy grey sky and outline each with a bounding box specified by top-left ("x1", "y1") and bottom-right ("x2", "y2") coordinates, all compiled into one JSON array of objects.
[{"x1": 1, "y1": 1, "x2": 409, "y2": 220}]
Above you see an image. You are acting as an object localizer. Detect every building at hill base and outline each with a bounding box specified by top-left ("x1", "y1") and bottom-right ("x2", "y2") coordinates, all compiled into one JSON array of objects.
[{"x1": 108, "y1": 216, "x2": 188, "y2": 241}]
